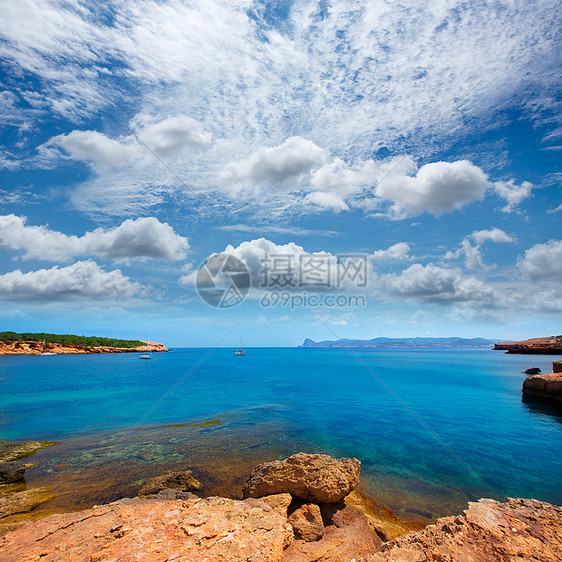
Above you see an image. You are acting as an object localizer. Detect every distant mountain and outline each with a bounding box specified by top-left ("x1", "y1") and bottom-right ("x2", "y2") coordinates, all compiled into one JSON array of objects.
[{"x1": 300, "y1": 337, "x2": 495, "y2": 348}]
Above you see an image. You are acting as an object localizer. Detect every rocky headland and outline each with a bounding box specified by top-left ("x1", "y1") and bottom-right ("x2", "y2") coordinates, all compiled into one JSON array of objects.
[
  {"x1": 522, "y1": 361, "x2": 562, "y2": 406},
  {"x1": 494, "y1": 336, "x2": 562, "y2": 354},
  {"x1": 0, "y1": 340, "x2": 168, "y2": 355},
  {"x1": 1, "y1": 451, "x2": 561, "y2": 561}
]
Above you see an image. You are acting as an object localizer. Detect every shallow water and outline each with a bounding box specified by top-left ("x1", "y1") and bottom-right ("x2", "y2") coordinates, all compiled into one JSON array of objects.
[{"x1": 1, "y1": 348, "x2": 561, "y2": 521}]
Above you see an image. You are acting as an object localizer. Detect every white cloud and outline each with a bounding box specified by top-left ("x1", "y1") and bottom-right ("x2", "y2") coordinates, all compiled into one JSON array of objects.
[
  {"x1": 43, "y1": 115, "x2": 210, "y2": 171},
  {"x1": 493, "y1": 180, "x2": 535, "y2": 212},
  {"x1": 305, "y1": 191, "x2": 349, "y2": 212},
  {"x1": 382, "y1": 263, "x2": 496, "y2": 304},
  {"x1": 0, "y1": 215, "x2": 189, "y2": 261},
  {"x1": 444, "y1": 228, "x2": 514, "y2": 270},
  {"x1": 0, "y1": 261, "x2": 143, "y2": 301},
  {"x1": 547, "y1": 204, "x2": 562, "y2": 214},
  {"x1": 375, "y1": 160, "x2": 488, "y2": 218},
  {"x1": 220, "y1": 137, "x2": 326, "y2": 193},
  {"x1": 372, "y1": 242, "x2": 411, "y2": 261},
  {"x1": 519, "y1": 240, "x2": 562, "y2": 282}
]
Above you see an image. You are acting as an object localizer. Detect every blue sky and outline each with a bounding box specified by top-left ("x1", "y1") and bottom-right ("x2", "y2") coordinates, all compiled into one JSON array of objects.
[{"x1": 0, "y1": 0, "x2": 561, "y2": 347}]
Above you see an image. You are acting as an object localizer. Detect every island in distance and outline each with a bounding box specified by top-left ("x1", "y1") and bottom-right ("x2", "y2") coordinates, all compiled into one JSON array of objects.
[{"x1": 300, "y1": 337, "x2": 495, "y2": 348}]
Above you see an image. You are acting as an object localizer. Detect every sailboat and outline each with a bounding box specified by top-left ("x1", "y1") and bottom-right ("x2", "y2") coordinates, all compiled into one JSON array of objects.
[
  {"x1": 40, "y1": 338, "x2": 57, "y2": 356},
  {"x1": 234, "y1": 336, "x2": 247, "y2": 356},
  {"x1": 140, "y1": 330, "x2": 152, "y2": 360}
]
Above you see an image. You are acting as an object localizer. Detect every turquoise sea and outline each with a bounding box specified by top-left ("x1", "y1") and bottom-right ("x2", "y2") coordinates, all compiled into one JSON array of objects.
[{"x1": 1, "y1": 347, "x2": 561, "y2": 521}]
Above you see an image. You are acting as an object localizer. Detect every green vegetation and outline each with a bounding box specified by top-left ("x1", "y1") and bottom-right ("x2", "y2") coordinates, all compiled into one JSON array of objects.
[{"x1": 0, "y1": 331, "x2": 144, "y2": 348}]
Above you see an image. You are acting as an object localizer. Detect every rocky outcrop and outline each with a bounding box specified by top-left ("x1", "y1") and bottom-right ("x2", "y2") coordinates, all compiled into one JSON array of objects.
[
  {"x1": 494, "y1": 336, "x2": 562, "y2": 354},
  {"x1": 0, "y1": 488, "x2": 55, "y2": 519},
  {"x1": 0, "y1": 341, "x2": 168, "y2": 355},
  {"x1": 524, "y1": 367, "x2": 541, "y2": 374},
  {"x1": 367, "y1": 497, "x2": 562, "y2": 561},
  {"x1": 243, "y1": 452, "x2": 361, "y2": 503},
  {"x1": 0, "y1": 496, "x2": 294, "y2": 562},
  {"x1": 554, "y1": 360, "x2": 562, "y2": 373},
  {"x1": 138, "y1": 470, "x2": 201, "y2": 496},
  {"x1": 522, "y1": 365, "x2": 562, "y2": 406},
  {"x1": 0, "y1": 461, "x2": 25, "y2": 484},
  {"x1": 0, "y1": 440, "x2": 53, "y2": 462},
  {"x1": 288, "y1": 503, "x2": 324, "y2": 541}
]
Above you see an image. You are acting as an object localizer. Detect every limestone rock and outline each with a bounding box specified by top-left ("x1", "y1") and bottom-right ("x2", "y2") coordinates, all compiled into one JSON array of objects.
[
  {"x1": 524, "y1": 367, "x2": 541, "y2": 374},
  {"x1": 0, "y1": 461, "x2": 25, "y2": 484},
  {"x1": 288, "y1": 503, "x2": 324, "y2": 541},
  {"x1": 367, "y1": 497, "x2": 562, "y2": 562},
  {"x1": 243, "y1": 452, "x2": 360, "y2": 503},
  {"x1": 0, "y1": 496, "x2": 293, "y2": 561},
  {"x1": 138, "y1": 469, "x2": 201, "y2": 495},
  {"x1": 284, "y1": 502, "x2": 381, "y2": 561},
  {"x1": 522, "y1": 372, "x2": 562, "y2": 405},
  {"x1": 259, "y1": 493, "x2": 293, "y2": 517},
  {"x1": 0, "y1": 440, "x2": 52, "y2": 463}
]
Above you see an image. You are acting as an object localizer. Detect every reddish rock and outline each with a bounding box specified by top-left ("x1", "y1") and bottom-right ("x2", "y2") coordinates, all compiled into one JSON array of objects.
[
  {"x1": 243, "y1": 452, "x2": 361, "y2": 503},
  {"x1": 284, "y1": 503, "x2": 381, "y2": 561},
  {"x1": 553, "y1": 360, "x2": 562, "y2": 373},
  {"x1": 522, "y1": 372, "x2": 562, "y2": 405},
  {"x1": 0, "y1": 496, "x2": 293, "y2": 562},
  {"x1": 288, "y1": 503, "x2": 324, "y2": 541},
  {"x1": 367, "y1": 497, "x2": 562, "y2": 562},
  {"x1": 258, "y1": 493, "x2": 293, "y2": 517}
]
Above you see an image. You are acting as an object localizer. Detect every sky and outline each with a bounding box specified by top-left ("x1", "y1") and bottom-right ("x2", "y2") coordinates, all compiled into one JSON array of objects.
[{"x1": 0, "y1": 0, "x2": 561, "y2": 347}]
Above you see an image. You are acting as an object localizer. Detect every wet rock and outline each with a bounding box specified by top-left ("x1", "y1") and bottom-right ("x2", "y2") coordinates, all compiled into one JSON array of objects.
[
  {"x1": 367, "y1": 497, "x2": 562, "y2": 562},
  {"x1": 284, "y1": 502, "x2": 381, "y2": 561},
  {"x1": 151, "y1": 489, "x2": 199, "y2": 501},
  {"x1": 138, "y1": 469, "x2": 201, "y2": 496},
  {"x1": 0, "y1": 496, "x2": 293, "y2": 562},
  {"x1": 243, "y1": 452, "x2": 361, "y2": 503},
  {"x1": 553, "y1": 360, "x2": 562, "y2": 373},
  {"x1": 288, "y1": 503, "x2": 324, "y2": 541},
  {"x1": 0, "y1": 488, "x2": 54, "y2": 518},
  {"x1": 524, "y1": 367, "x2": 541, "y2": 374},
  {"x1": 0, "y1": 440, "x2": 52, "y2": 463},
  {"x1": 522, "y1": 372, "x2": 562, "y2": 405},
  {"x1": 0, "y1": 461, "x2": 25, "y2": 484}
]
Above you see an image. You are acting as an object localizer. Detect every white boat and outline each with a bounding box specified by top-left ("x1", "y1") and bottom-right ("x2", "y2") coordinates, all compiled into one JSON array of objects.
[
  {"x1": 234, "y1": 337, "x2": 247, "y2": 356},
  {"x1": 140, "y1": 330, "x2": 152, "y2": 360},
  {"x1": 40, "y1": 339, "x2": 57, "y2": 356}
]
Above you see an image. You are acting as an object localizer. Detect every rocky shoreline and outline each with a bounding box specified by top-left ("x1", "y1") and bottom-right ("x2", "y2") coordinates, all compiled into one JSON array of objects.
[
  {"x1": 0, "y1": 340, "x2": 168, "y2": 355},
  {"x1": 494, "y1": 336, "x2": 562, "y2": 354},
  {"x1": 522, "y1": 361, "x2": 562, "y2": 406},
  {"x1": 1, "y1": 450, "x2": 561, "y2": 561}
]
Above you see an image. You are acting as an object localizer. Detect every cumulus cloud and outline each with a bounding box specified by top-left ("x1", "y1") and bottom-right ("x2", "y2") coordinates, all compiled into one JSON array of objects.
[
  {"x1": 0, "y1": 215, "x2": 189, "y2": 261},
  {"x1": 444, "y1": 228, "x2": 514, "y2": 270},
  {"x1": 220, "y1": 137, "x2": 326, "y2": 193},
  {"x1": 375, "y1": 160, "x2": 488, "y2": 218},
  {"x1": 382, "y1": 263, "x2": 496, "y2": 304},
  {"x1": 42, "y1": 115, "x2": 210, "y2": 170},
  {"x1": 372, "y1": 242, "x2": 411, "y2": 261},
  {"x1": 493, "y1": 180, "x2": 535, "y2": 212},
  {"x1": 519, "y1": 240, "x2": 562, "y2": 282},
  {"x1": 181, "y1": 237, "x2": 369, "y2": 291},
  {"x1": 0, "y1": 261, "x2": 143, "y2": 301}
]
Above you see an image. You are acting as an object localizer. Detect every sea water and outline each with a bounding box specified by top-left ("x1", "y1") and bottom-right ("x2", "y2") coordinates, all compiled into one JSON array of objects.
[{"x1": 0, "y1": 348, "x2": 560, "y2": 520}]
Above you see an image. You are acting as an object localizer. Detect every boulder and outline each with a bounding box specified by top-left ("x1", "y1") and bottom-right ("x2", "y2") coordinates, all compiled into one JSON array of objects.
[
  {"x1": 138, "y1": 470, "x2": 201, "y2": 496},
  {"x1": 367, "y1": 497, "x2": 562, "y2": 562},
  {"x1": 243, "y1": 452, "x2": 360, "y2": 503},
  {"x1": 288, "y1": 503, "x2": 324, "y2": 541},
  {"x1": 522, "y1": 372, "x2": 562, "y2": 405},
  {"x1": 553, "y1": 360, "x2": 562, "y2": 373},
  {"x1": 284, "y1": 502, "x2": 381, "y2": 561},
  {"x1": 0, "y1": 496, "x2": 294, "y2": 562},
  {"x1": 0, "y1": 461, "x2": 25, "y2": 484},
  {"x1": 524, "y1": 367, "x2": 541, "y2": 374},
  {"x1": 257, "y1": 493, "x2": 293, "y2": 517}
]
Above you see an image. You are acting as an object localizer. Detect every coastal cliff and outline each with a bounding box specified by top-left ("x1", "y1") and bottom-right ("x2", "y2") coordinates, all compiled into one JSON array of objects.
[
  {"x1": 494, "y1": 336, "x2": 562, "y2": 354},
  {"x1": 522, "y1": 361, "x2": 562, "y2": 406},
  {"x1": 0, "y1": 340, "x2": 168, "y2": 355}
]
